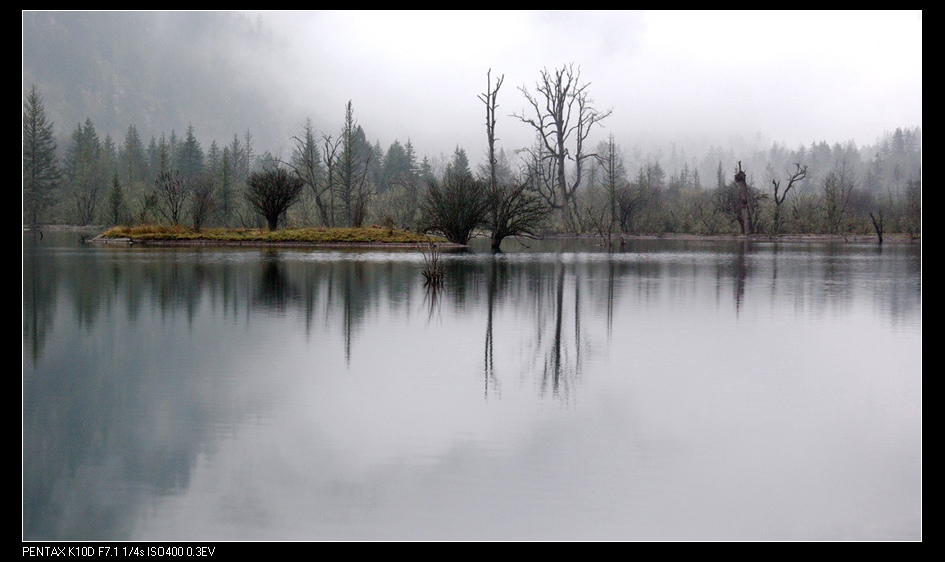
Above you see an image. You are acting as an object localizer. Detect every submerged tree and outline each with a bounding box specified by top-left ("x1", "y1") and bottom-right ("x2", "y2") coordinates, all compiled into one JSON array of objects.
[
  {"x1": 244, "y1": 165, "x2": 304, "y2": 230},
  {"x1": 479, "y1": 68, "x2": 550, "y2": 252},
  {"x1": 420, "y1": 174, "x2": 489, "y2": 245},
  {"x1": 487, "y1": 181, "x2": 550, "y2": 252}
]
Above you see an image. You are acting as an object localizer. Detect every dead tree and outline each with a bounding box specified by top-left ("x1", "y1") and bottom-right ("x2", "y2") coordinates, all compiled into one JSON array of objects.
[
  {"x1": 480, "y1": 68, "x2": 550, "y2": 252},
  {"x1": 734, "y1": 161, "x2": 752, "y2": 235},
  {"x1": 771, "y1": 163, "x2": 807, "y2": 234},
  {"x1": 869, "y1": 210, "x2": 885, "y2": 245},
  {"x1": 478, "y1": 68, "x2": 504, "y2": 193},
  {"x1": 514, "y1": 64, "x2": 611, "y2": 228}
]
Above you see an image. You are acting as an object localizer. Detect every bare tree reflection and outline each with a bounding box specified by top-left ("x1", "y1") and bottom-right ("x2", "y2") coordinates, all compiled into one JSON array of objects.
[
  {"x1": 483, "y1": 257, "x2": 501, "y2": 400},
  {"x1": 732, "y1": 240, "x2": 750, "y2": 314},
  {"x1": 528, "y1": 261, "x2": 584, "y2": 401},
  {"x1": 253, "y1": 250, "x2": 298, "y2": 312}
]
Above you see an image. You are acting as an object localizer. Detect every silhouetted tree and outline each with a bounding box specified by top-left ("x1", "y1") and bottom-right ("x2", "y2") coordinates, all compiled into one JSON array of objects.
[
  {"x1": 869, "y1": 208, "x2": 885, "y2": 245},
  {"x1": 244, "y1": 165, "x2": 304, "y2": 230},
  {"x1": 487, "y1": 181, "x2": 550, "y2": 252},
  {"x1": 421, "y1": 174, "x2": 489, "y2": 245},
  {"x1": 735, "y1": 162, "x2": 755, "y2": 234},
  {"x1": 478, "y1": 69, "x2": 549, "y2": 251},
  {"x1": 770, "y1": 163, "x2": 807, "y2": 234}
]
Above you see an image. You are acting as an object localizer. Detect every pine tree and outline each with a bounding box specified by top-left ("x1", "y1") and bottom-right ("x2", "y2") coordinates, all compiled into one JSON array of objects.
[
  {"x1": 337, "y1": 101, "x2": 371, "y2": 226},
  {"x1": 177, "y1": 124, "x2": 205, "y2": 181},
  {"x1": 23, "y1": 85, "x2": 60, "y2": 227},
  {"x1": 106, "y1": 172, "x2": 125, "y2": 226},
  {"x1": 444, "y1": 146, "x2": 471, "y2": 181},
  {"x1": 64, "y1": 118, "x2": 105, "y2": 225},
  {"x1": 121, "y1": 125, "x2": 148, "y2": 188}
]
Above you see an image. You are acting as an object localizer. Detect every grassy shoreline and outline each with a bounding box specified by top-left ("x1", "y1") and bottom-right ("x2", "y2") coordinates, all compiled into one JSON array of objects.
[
  {"x1": 88, "y1": 225, "x2": 453, "y2": 247},
  {"x1": 29, "y1": 224, "x2": 919, "y2": 246}
]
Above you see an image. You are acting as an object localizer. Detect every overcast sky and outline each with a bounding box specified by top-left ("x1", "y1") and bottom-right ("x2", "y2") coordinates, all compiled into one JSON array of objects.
[{"x1": 249, "y1": 10, "x2": 921, "y2": 164}]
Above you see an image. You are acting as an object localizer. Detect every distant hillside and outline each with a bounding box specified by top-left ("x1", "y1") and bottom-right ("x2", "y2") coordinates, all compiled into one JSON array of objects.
[{"x1": 22, "y1": 11, "x2": 290, "y2": 152}]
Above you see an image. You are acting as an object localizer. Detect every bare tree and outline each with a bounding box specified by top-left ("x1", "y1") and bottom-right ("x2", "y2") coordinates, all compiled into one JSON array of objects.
[
  {"x1": 822, "y1": 171, "x2": 853, "y2": 234},
  {"x1": 479, "y1": 68, "x2": 505, "y2": 193},
  {"x1": 321, "y1": 133, "x2": 342, "y2": 227},
  {"x1": 487, "y1": 181, "x2": 550, "y2": 252},
  {"x1": 244, "y1": 165, "x2": 304, "y2": 230},
  {"x1": 189, "y1": 172, "x2": 216, "y2": 232},
  {"x1": 154, "y1": 169, "x2": 187, "y2": 225},
  {"x1": 286, "y1": 118, "x2": 332, "y2": 226},
  {"x1": 579, "y1": 188, "x2": 617, "y2": 248},
  {"x1": 479, "y1": 68, "x2": 550, "y2": 252},
  {"x1": 822, "y1": 148, "x2": 857, "y2": 234},
  {"x1": 869, "y1": 209, "x2": 885, "y2": 245},
  {"x1": 770, "y1": 163, "x2": 807, "y2": 234},
  {"x1": 900, "y1": 176, "x2": 921, "y2": 240},
  {"x1": 514, "y1": 64, "x2": 612, "y2": 227},
  {"x1": 420, "y1": 175, "x2": 489, "y2": 245}
]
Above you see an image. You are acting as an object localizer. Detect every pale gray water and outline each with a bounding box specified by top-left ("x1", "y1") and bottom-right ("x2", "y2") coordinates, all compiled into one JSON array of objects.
[{"x1": 23, "y1": 232, "x2": 921, "y2": 541}]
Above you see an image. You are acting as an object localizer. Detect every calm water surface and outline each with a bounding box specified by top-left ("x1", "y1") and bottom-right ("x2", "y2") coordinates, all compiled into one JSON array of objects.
[{"x1": 23, "y1": 232, "x2": 922, "y2": 541}]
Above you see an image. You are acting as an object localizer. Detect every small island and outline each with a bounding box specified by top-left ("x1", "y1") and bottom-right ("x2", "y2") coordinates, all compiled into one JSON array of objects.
[{"x1": 89, "y1": 224, "x2": 456, "y2": 248}]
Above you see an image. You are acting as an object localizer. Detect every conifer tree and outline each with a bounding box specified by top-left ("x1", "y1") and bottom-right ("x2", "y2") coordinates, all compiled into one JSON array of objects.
[{"x1": 23, "y1": 85, "x2": 60, "y2": 227}]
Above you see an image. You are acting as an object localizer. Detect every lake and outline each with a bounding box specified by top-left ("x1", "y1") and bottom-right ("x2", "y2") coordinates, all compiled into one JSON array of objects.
[{"x1": 22, "y1": 231, "x2": 922, "y2": 541}]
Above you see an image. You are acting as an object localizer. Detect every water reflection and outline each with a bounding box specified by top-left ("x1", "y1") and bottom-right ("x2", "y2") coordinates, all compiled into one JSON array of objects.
[
  {"x1": 255, "y1": 251, "x2": 298, "y2": 312},
  {"x1": 22, "y1": 233, "x2": 922, "y2": 540},
  {"x1": 25, "y1": 236, "x2": 922, "y2": 368}
]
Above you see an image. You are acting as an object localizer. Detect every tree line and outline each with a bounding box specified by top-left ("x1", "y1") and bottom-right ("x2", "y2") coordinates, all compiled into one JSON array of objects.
[{"x1": 23, "y1": 64, "x2": 921, "y2": 250}]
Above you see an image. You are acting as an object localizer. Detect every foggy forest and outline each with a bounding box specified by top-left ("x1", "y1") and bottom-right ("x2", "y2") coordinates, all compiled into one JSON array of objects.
[{"x1": 22, "y1": 11, "x2": 922, "y2": 241}]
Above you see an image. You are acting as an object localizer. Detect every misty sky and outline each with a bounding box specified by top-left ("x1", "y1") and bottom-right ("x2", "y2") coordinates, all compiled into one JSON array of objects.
[{"x1": 249, "y1": 10, "x2": 922, "y2": 164}]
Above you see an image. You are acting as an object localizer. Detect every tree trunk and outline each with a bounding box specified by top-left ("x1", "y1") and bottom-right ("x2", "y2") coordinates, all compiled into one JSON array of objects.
[{"x1": 734, "y1": 162, "x2": 752, "y2": 235}]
